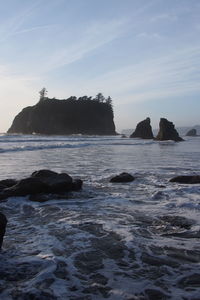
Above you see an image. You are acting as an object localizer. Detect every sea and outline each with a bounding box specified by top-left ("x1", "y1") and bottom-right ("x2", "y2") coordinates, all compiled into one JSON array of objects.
[{"x1": 0, "y1": 134, "x2": 200, "y2": 300}]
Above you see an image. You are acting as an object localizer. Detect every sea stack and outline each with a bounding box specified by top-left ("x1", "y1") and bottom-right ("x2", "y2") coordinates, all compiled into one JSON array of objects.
[
  {"x1": 7, "y1": 97, "x2": 116, "y2": 135},
  {"x1": 155, "y1": 118, "x2": 184, "y2": 142},
  {"x1": 186, "y1": 129, "x2": 197, "y2": 136},
  {"x1": 130, "y1": 117, "x2": 154, "y2": 139}
]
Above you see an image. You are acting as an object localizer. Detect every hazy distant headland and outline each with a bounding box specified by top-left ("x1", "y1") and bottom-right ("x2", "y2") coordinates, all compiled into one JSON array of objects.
[{"x1": 7, "y1": 93, "x2": 116, "y2": 135}]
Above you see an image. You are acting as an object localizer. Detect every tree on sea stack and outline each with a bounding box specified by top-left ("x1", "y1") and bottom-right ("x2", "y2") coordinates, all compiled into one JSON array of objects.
[
  {"x1": 39, "y1": 87, "x2": 48, "y2": 101},
  {"x1": 106, "y1": 96, "x2": 113, "y2": 107},
  {"x1": 95, "y1": 93, "x2": 105, "y2": 103}
]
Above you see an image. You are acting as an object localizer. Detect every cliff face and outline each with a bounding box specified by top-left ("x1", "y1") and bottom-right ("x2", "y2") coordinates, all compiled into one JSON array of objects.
[{"x1": 8, "y1": 98, "x2": 116, "y2": 135}]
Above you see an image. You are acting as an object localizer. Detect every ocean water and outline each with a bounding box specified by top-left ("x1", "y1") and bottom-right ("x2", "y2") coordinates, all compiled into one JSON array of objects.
[{"x1": 0, "y1": 134, "x2": 200, "y2": 300}]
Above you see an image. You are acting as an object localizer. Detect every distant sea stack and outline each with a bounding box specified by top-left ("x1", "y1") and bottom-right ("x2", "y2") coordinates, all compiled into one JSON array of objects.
[
  {"x1": 8, "y1": 96, "x2": 116, "y2": 135},
  {"x1": 155, "y1": 118, "x2": 184, "y2": 142},
  {"x1": 130, "y1": 117, "x2": 154, "y2": 139},
  {"x1": 186, "y1": 129, "x2": 197, "y2": 136}
]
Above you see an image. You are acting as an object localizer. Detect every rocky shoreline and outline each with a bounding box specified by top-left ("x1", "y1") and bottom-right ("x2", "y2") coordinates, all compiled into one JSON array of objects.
[{"x1": 1, "y1": 169, "x2": 200, "y2": 250}]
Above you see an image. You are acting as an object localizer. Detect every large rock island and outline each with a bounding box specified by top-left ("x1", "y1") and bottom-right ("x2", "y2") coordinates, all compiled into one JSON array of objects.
[{"x1": 8, "y1": 95, "x2": 116, "y2": 135}]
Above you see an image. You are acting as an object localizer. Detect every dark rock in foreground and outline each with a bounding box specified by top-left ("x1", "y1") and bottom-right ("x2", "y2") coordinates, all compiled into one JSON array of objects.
[
  {"x1": 130, "y1": 117, "x2": 154, "y2": 139},
  {"x1": 0, "y1": 212, "x2": 7, "y2": 249},
  {"x1": 155, "y1": 118, "x2": 184, "y2": 142},
  {"x1": 0, "y1": 179, "x2": 18, "y2": 191},
  {"x1": 0, "y1": 170, "x2": 82, "y2": 201},
  {"x1": 170, "y1": 175, "x2": 200, "y2": 184},
  {"x1": 178, "y1": 273, "x2": 200, "y2": 288},
  {"x1": 186, "y1": 128, "x2": 197, "y2": 136},
  {"x1": 110, "y1": 172, "x2": 135, "y2": 183}
]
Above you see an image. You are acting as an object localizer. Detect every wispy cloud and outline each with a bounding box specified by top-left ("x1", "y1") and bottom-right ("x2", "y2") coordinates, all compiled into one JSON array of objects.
[
  {"x1": 71, "y1": 46, "x2": 200, "y2": 103},
  {"x1": 136, "y1": 32, "x2": 162, "y2": 39},
  {"x1": 150, "y1": 13, "x2": 177, "y2": 22},
  {"x1": 0, "y1": 1, "x2": 42, "y2": 42},
  {"x1": 41, "y1": 18, "x2": 129, "y2": 71},
  {"x1": 14, "y1": 24, "x2": 57, "y2": 35}
]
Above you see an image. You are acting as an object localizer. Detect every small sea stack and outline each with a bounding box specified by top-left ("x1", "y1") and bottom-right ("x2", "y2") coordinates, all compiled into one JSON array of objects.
[
  {"x1": 186, "y1": 129, "x2": 197, "y2": 136},
  {"x1": 155, "y1": 118, "x2": 184, "y2": 142},
  {"x1": 130, "y1": 117, "x2": 154, "y2": 139}
]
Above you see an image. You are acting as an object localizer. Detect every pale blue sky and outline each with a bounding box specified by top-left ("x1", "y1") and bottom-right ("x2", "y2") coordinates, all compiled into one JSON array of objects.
[{"x1": 0, "y1": 0, "x2": 200, "y2": 132}]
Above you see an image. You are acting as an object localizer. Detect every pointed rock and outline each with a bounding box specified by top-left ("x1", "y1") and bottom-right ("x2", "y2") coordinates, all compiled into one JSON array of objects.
[
  {"x1": 130, "y1": 118, "x2": 154, "y2": 139},
  {"x1": 155, "y1": 118, "x2": 184, "y2": 142}
]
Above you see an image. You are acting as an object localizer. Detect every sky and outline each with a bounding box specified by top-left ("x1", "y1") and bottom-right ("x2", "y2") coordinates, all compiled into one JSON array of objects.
[{"x1": 0, "y1": 0, "x2": 200, "y2": 132}]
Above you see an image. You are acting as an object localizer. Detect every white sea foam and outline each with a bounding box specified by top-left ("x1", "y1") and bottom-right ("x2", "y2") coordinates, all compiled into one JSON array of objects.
[{"x1": 0, "y1": 135, "x2": 200, "y2": 299}]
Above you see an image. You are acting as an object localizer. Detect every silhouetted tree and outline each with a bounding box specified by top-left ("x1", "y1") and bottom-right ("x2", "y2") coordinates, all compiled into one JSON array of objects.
[
  {"x1": 68, "y1": 96, "x2": 77, "y2": 101},
  {"x1": 95, "y1": 93, "x2": 105, "y2": 103},
  {"x1": 39, "y1": 87, "x2": 48, "y2": 101},
  {"x1": 78, "y1": 95, "x2": 89, "y2": 101},
  {"x1": 106, "y1": 96, "x2": 112, "y2": 106}
]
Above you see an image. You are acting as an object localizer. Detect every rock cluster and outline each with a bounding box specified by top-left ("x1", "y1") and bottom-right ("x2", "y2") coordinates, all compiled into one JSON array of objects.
[
  {"x1": 155, "y1": 118, "x2": 183, "y2": 142},
  {"x1": 130, "y1": 117, "x2": 184, "y2": 141},
  {"x1": 130, "y1": 117, "x2": 154, "y2": 139},
  {"x1": 186, "y1": 129, "x2": 197, "y2": 136},
  {"x1": 0, "y1": 170, "x2": 82, "y2": 201}
]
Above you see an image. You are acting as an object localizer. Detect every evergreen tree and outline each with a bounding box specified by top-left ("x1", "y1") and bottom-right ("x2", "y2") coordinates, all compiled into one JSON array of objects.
[
  {"x1": 106, "y1": 96, "x2": 112, "y2": 106},
  {"x1": 95, "y1": 93, "x2": 105, "y2": 103},
  {"x1": 39, "y1": 88, "x2": 48, "y2": 101}
]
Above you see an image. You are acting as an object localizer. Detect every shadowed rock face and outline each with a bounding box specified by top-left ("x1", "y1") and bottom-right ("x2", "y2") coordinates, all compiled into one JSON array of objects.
[
  {"x1": 186, "y1": 129, "x2": 197, "y2": 136},
  {"x1": 130, "y1": 117, "x2": 154, "y2": 139},
  {"x1": 0, "y1": 169, "x2": 83, "y2": 201},
  {"x1": 0, "y1": 213, "x2": 7, "y2": 249},
  {"x1": 7, "y1": 98, "x2": 116, "y2": 135},
  {"x1": 155, "y1": 118, "x2": 184, "y2": 142},
  {"x1": 170, "y1": 175, "x2": 200, "y2": 184},
  {"x1": 110, "y1": 172, "x2": 135, "y2": 183}
]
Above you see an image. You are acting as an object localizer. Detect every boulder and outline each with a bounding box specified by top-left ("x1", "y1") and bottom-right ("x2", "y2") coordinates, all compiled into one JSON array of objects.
[
  {"x1": 110, "y1": 172, "x2": 135, "y2": 183},
  {"x1": 3, "y1": 177, "x2": 49, "y2": 197},
  {"x1": 0, "y1": 170, "x2": 83, "y2": 201},
  {"x1": 0, "y1": 212, "x2": 7, "y2": 249},
  {"x1": 0, "y1": 179, "x2": 18, "y2": 188},
  {"x1": 72, "y1": 179, "x2": 83, "y2": 191},
  {"x1": 186, "y1": 129, "x2": 197, "y2": 136},
  {"x1": 32, "y1": 170, "x2": 73, "y2": 193},
  {"x1": 170, "y1": 175, "x2": 200, "y2": 184},
  {"x1": 31, "y1": 169, "x2": 58, "y2": 178},
  {"x1": 155, "y1": 118, "x2": 184, "y2": 142},
  {"x1": 130, "y1": 117, "x2": 154, "y2": 139}
]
